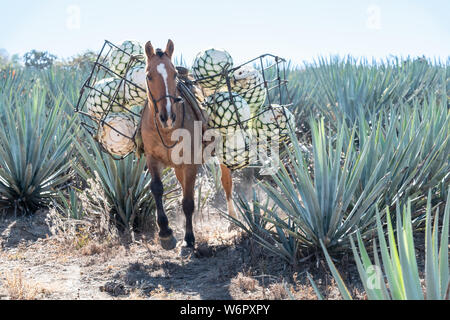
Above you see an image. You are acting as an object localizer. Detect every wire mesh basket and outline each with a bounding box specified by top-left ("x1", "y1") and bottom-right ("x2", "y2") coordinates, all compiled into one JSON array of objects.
[
  {"x1": 192, "y1": 52, "x2": 296, "y2": 170},
  {"x1": 75, "y1": 40, "x2": 146, "y2": 160},
  {"x1": 75, "y1": 41, "x2": 295, "y2": 170}
]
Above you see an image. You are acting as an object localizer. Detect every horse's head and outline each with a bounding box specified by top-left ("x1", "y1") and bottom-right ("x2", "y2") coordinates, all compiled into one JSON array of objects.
[{"x1": 144, "y1": 39, "x2": 179, "y2": 129}]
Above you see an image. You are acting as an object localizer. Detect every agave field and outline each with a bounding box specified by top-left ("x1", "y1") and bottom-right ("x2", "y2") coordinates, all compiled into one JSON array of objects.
[{"x1": 0, "y1": 55, "x2": 448, "y2": 300}]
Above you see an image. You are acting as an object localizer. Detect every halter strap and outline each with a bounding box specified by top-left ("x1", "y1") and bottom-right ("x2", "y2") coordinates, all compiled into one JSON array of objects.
[
  {"x1": 146, "y1": 76, "x2": 186, "y2": 149},
  {"x1": 146, "y1": 75, "x2": 183, "y2": 112}
]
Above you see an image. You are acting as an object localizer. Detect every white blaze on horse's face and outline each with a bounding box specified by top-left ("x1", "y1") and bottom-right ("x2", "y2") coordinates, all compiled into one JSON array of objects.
[{"x1": 156, "y1": 63, "x2": 172, "y2": 124}]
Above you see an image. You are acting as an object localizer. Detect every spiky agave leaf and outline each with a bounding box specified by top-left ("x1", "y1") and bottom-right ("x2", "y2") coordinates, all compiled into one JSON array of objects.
[
  {"x1": 75, "y1": 135, "x2": 177, "y2": 232},
  {"x1": 225, "y1": 189, "x2": 297, "y2": 263},
  {"x1": 40, "y1": 66, "x2": 90, "y2": 116},
  {"x1": 0, "y1": 89, "x2": 75, "y2": 214},
  {"x1": 53, "y1": 187, "x2": 85, "y2": 220},
  {"x1": 353, "y1": 94, "x2": 450, "y2": 213},
  {"x1": 315, "y1": 189, "x2": 450, "y2": 300},
  {"x1": 308, "y1": 56, "x2": 447, "y2": 127},
  {"x1": 257, "y1": 118, "x2": 388, "y2": 252}
]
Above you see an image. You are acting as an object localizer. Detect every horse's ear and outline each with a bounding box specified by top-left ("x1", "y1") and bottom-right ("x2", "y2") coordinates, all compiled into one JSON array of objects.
[
  {"x1": 165, "y1": 39, "x2": 174, "y2": 59},
  {"x1": 145, "y1": 41, "x2": 155, "y2": 59}
]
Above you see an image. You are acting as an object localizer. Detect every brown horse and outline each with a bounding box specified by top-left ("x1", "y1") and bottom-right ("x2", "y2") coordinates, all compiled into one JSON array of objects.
[{"x1": 141, "y1": 39, "x2": 236, "y2": 250}]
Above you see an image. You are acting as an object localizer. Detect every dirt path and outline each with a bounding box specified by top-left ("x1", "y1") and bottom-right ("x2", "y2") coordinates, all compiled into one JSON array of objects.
[{"x1": 0, "y1": 207, "x2": 314, "y2": 300}]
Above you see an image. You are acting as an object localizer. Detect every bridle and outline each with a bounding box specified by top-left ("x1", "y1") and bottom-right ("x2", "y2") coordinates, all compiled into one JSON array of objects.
[{"x1": 145, "y1": 72, "x2": 186, "y2": 149}]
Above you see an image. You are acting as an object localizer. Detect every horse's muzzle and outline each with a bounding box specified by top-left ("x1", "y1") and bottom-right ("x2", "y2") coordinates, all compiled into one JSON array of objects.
[{"x1": 159, "y1": 112, "x2": 176, "y2": 128}]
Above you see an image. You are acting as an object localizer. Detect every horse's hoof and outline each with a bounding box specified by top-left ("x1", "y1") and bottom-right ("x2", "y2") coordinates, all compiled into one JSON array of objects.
[
  {"x1": 180, "y1": 245, "x2": 195, "y2": 258},
  {"x1": 160, "y1": 235, "x2": 177, "y2": 250}
]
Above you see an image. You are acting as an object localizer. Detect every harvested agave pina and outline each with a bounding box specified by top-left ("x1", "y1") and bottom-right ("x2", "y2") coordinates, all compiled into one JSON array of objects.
[
  {"x1": 97, "y1": 113, "x2": 137, "y2": 157},
  {"x1": 231, "y1": 65, "x2": 266, "y2": 116},
  {"x1": 251, "y1": 104, "x2": 295, "y2": 143},
  {"x1": 109, "y1": 40, "x2": 144, "y2": 76},
  {"x1": 86, "y1": 77, "x2": 127, "y2": 120},
  {"x1": 201, "y1": 85, "x2": 228, "y2": 99},
  {"x1": 124, "y1": 64, "x2": 147, "y2": 105},
  {"x1": 216, "y1": 129, "x2": 254, "y2": 170},
  {"x1": 128, "y1": 104, "x2": 145, "y2": 117},
  {"x1": 192, "y1": 48, "x2": 233, "y2": 89},
  {"x1": 205, "y1": 92, "x2": 251, "y2": 135}
]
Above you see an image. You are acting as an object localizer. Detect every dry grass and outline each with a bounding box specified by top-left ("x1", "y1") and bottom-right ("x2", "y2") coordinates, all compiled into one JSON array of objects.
[
  {"x1": 6, "y1": 252, "x2": 26, "y2": 261},
  {"x1": 264, "y1": 282, "x2": 289, "y2": 300},
  {"x1": 125, "y1": 288, "x2": 147, "y2": 300},
  {"x1": 229, "y1": 273, "x2": 299, "y2": 300},
  {"x1": 148, "y1": 284, "x2": 176, "y2": 299},
  {"x1": 45, "y1": 175, "x2": 124, "y2": 259},
  {"x1": 48, "y1": 175, "x2": 120, "y2": 245},
  {"x1": 232, "y1": 272, "x2": 259, "y2": 293},
  {"x1": 79, "y1": 242, "x2": 104, "y2": 256},
  {"x1": 3, "y1": 269, "x2": 50, "y2": 300},
  {"x1": 288, "y1": 283, "x2": 318, "y2": 300}
]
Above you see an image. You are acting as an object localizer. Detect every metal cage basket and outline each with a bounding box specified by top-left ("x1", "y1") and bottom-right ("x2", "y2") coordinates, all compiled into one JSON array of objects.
[
  {"x1": 75, "y1": 40, "x2": 147, "y2": 160},
  {"x1": 191, "y1": 52, "x2": 296, "y2": 170},
  {"x1": 75, "y1": 40, "x2": 295, "y2": 168}
]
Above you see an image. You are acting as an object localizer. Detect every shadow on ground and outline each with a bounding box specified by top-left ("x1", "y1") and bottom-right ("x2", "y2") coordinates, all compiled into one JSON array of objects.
[
  {"x1": 102, "y1": 239, "x2": 249, "y2": 299},
  {"x1": 0, "y1": 210, "x2": 52, "y2": 249}
]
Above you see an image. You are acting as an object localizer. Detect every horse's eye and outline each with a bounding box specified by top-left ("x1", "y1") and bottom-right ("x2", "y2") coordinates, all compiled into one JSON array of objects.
[
  {"x1": 147, "y1": 75, "x2": 152, "y2": 81},
  {"x1": 174, "y1": 73, "x2": 177, "y2": 79}
]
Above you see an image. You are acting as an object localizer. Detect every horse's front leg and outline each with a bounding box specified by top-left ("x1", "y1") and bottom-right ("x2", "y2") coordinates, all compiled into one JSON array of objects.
[
  {"x1": 147, "y1": 158, "x2": 177, "y2": 250},
  {"x1": 175, "y1": 165, "x2": 198, "y2": 248}
]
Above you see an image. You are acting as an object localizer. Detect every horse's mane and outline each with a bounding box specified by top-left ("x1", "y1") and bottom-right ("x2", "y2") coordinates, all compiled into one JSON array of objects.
[{"x1": 156, "y1": 49, "x2": 164, "y2": 57}]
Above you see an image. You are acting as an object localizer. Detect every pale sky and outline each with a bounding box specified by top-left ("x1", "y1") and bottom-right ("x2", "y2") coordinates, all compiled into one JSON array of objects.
[{"x1": 1, "y1": 0, "x2": 449, "y2": 65}]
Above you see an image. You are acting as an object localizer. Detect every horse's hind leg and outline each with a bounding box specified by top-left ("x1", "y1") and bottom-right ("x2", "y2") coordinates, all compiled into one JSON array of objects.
[
  {"x1": 147, "y1": 158, "x2": 177, "y2": 250},
  {"x1": 175, "y1": 165, "x2": 198, "y2": 248},
  {"x1": 220, "y1": 164, "x2": 238, "y2": 231}
]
